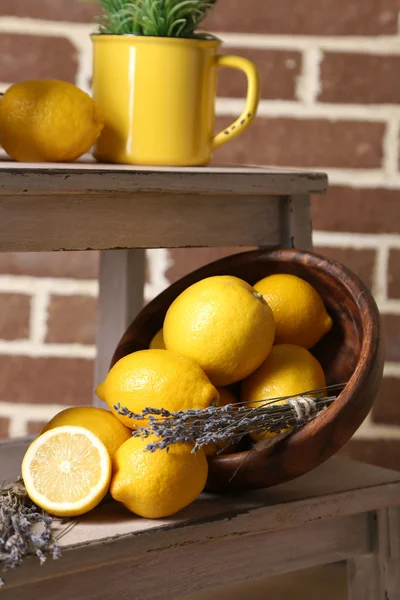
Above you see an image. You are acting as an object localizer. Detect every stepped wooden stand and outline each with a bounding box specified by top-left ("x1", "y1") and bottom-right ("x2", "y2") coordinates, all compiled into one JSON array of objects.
[{"x1": 0, "y1": 159, "x2": 399, "y2": 599}]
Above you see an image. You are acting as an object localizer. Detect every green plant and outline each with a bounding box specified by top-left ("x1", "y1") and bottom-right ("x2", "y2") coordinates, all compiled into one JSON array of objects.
[{"x1": 97, "y1": 0, "x2": 217, "y2": 37}]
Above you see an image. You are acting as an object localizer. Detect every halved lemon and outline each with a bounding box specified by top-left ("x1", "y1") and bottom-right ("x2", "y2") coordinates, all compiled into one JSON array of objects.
[{"x1": 22, "y1": 426, "x2": 112, "y2": 517}]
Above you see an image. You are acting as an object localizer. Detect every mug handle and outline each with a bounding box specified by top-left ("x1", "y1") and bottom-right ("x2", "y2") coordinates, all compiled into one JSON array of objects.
[{"x1": 212, "y1": 55, "x2": 261, "y2": 151}]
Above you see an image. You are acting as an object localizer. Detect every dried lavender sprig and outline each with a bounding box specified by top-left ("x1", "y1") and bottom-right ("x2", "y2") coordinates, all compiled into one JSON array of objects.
[
  {"x1": 0, "y1": 480, "x2": 61, "y2": 587},
  {"x1": 114, "y1": 383, "x2": 346, "y2": 453}
]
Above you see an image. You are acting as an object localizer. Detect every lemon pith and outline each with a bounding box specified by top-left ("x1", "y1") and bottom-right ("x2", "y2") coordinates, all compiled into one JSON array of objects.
[
  {"x1": 41, "y1": 406, "x2": 131, "y2": 459},
  {"x1": 22, "y1": 426, "x2": 111, "y2": 517}
]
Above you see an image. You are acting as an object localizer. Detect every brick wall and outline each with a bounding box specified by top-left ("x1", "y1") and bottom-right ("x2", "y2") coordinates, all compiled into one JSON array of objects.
[{"x1": 0, "y1": 1, "x2": 400, "y2": 470}]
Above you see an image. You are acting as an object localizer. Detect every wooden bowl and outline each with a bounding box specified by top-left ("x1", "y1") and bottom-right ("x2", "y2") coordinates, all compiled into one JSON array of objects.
[{"x1": 112, "y1": 249, "x2": 384, "y2": 491}]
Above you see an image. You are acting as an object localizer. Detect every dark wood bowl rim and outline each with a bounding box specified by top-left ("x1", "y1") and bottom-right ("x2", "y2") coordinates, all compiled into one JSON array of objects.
[{"x1": 206, "y1": 249, "x2": 380, "y2": 466}]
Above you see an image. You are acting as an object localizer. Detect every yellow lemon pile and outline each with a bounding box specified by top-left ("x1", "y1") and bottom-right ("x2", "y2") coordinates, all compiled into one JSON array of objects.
[{"x1": 22, "y1": 272, "x2": 333, "y2": 521}]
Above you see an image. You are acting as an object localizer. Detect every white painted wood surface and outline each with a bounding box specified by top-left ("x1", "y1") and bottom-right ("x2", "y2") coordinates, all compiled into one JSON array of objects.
[
  {"x1": 94, "y1": 249, "x2": 145, "y2": 404},
  {"x1": 0, "y1": 192, "x2": 285, "y2": 251},
  {"x1": 1, "y1": 448, "x2": 400, "y2": 600},
  {"x1": 348, "y1": 554, "x2": 380, "y2": 600},
  {"x1": 280, "y1": 194, "x2": 313, "y2": 251},
  {"x1": 0, "y1": 160, "x2": 325, "y2": 252},
  {"x1": 0, "y1": 158, "x2": 328, "y2": 196}
]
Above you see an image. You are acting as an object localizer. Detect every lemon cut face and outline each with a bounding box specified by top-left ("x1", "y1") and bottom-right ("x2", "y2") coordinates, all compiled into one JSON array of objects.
[{"x1": 22, "y1": 426, "x2": 111, "y2": 517}]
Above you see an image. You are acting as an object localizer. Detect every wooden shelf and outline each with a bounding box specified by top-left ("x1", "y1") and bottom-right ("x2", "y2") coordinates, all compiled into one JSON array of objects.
[
  {"x1": 1, "y1": 443, "x2": 399, "y2": 599},
  {"x1": 0, "y1": 158, "x2": 327, "y2": 252}
]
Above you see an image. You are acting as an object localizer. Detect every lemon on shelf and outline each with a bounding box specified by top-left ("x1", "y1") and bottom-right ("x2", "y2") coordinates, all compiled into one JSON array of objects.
[
  {"x1": 22, "y1": 426, "x2": 111, "y2": 517},
  {"x1": 0, "y1": 79, "x2": 104, "y2": 162},
  {"x1": 41, "y1": 406, "x2": 132, "y2": 459},
  {"x1": 111, "y1": 435, "x2": 208, "y2": 519},
  {"x1": 254, "y1": 274, "x2": 332, "y2": 349},
  {"x1": 163, "y1": 275, "x2": 276, "y2": 386}
]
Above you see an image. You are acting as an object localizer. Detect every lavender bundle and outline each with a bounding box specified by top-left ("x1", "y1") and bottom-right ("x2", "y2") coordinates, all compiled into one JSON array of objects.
[
  {"x1": 0, "y1": 480, "x2": 61, "y2": 587},
  {"x1": 114, "y1": 383, "x2": 346, "y2": 453}
]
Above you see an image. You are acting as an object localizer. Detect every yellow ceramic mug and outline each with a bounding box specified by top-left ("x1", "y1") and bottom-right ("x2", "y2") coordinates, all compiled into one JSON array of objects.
[{"x1": 91, "y1": 35, "x2": 260, "y2": 166}]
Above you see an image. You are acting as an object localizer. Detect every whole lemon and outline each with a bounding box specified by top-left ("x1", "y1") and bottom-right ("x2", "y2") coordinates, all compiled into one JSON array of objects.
[
  {"x1": 111, "y1": 436, "x2": 208, "y2": 518},
  {"x1": 96, "y1": 349, "x2": 219, "y2": 429},
  {"x1": 204, "y1": 387, "x2": 238, "y2": 456},
  {"x1": 149, "y1": 328, "x2": 166, "y2": 350},
  {"x1": 242, "y1": 344, "x2": 326, "y2": 405},
  {"x1": 254, "y1": 274, "x2": 332, "y2": 349},
  {"x1": 0, "y1": 80, "x2": 104, "y2": 162},
  {"x1": 241, "y1": 344, "x2": 326, "y2": 440},
  {"x1": 163, "y1": 276, "x2": 275, "y2": 387},
  {"x1": 41, "y1": 406, "x2": 131, "y2": 459}
]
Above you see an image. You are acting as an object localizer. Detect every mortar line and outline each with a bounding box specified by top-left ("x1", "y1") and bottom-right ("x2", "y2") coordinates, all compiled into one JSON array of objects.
[
  {"x1": 0, "y1": 276, "x2": 98, "y2": 296},
  {"x1": 382, "y1": 117, "x2": 400, "y2": 178},
  {"x1": 296, "y1": 47, "x2": 322, "y2": 106},
  {"x1": 0, "y1": 340, "x2": 96, "y2": 359},
  {"x1": 374, "y1": 243, "x2": 390, "y2": 305},
  {"x1": 29, "y1": 287, "x2": 51, "y2": 345},
  {"x1": 2, "y1": 18, "x2": 400, "y2": 53},
  {"x1": 313, "y1": 232, "x2": 400, "y2": 248}
]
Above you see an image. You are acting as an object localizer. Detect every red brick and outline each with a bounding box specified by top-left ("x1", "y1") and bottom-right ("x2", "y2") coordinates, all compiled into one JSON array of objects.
[
  {"x1": 0, "y1": 293, "x2": 30, "y2": 341},
  {"x1": 0, "y1": 0, "x2": 98, "y2": 22},
  {"x1": 218, "y1": 49, "x2": 301, "y2": 101},
  {"x1": 167, "y1": 248, "x2": 256, "y2": 284},
  {"x1": 27, "y1": 420, "x2": 47, "y2": 436},
  {"x1": 2, "y1": 0, "x2": 397, "y2": 34},
  {"x1": 46, "y1": 295, "x2": 97, "y2": 345},
  {"x1": 320, "y1": 53, "x2": 400, "y2": 104},
  {"x1": 204, "y1": 0, "x2": 399, "y2": 35},
  {"x1": 313, "y1": 247, "x2": 376, "y2": 291},
  {"x1": 381, "y1": 315, "x2": 400, "y2": 362},
  {"x1": 213, "y1": 117, "x2": 384, "y2": 169},
  {"x1": 0, "y1": 418, "x2": 9, "y2": 439},
  {"x1": 312, "y1": 187, "x2": 400, "y2": 234},
  {"x1": 340, "y1": 439, "x2": 400, "y2": 472},
  {"x1": 388, "y1": 250, "x2": 400, "y2": 299},
  {"x1": 0, "y1": 356, "x2": 93, "y2": 405},
  {"x1": 372, "y1": 377, "x2": 400, "y2": 426},
  {"x1": 0, "y1": 34, "x2": 78, "y2": 84},
  {"x1": 0, "y1": 252, "x2": 99, "y2": 279}
]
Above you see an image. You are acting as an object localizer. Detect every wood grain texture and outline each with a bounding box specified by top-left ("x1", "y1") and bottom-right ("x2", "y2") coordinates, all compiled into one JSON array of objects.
[
  {"x1": 0, "y1": 160, "x2": 325, "y2": 252},
  {"x1": 0, "y1": 193, "x2": 283, "y2": 251},
  {"x1": 347, "y1": 554, "x2": 380, "y2": 600},
  {"x1": 280, "y1": 194, "x2": 313, "y2": 251},
  {"x1": 1, "y1": 449, "x2": 400, "y2": 598},
  {"x1": 1, "y1": 515, "x2": 369, "y2": 600},
  {"x1": 349, "y1": 507, "x2": 400, "y2": 600},
  {"x1": 113, "y1": 248, "x2": 383, "y2": 491},
  {"x1": 0, "y1": 158, "x2": 328, "y2": 196},
  {"x1": 376, "y1": 507, "x2": 400, "y2": 599}
]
